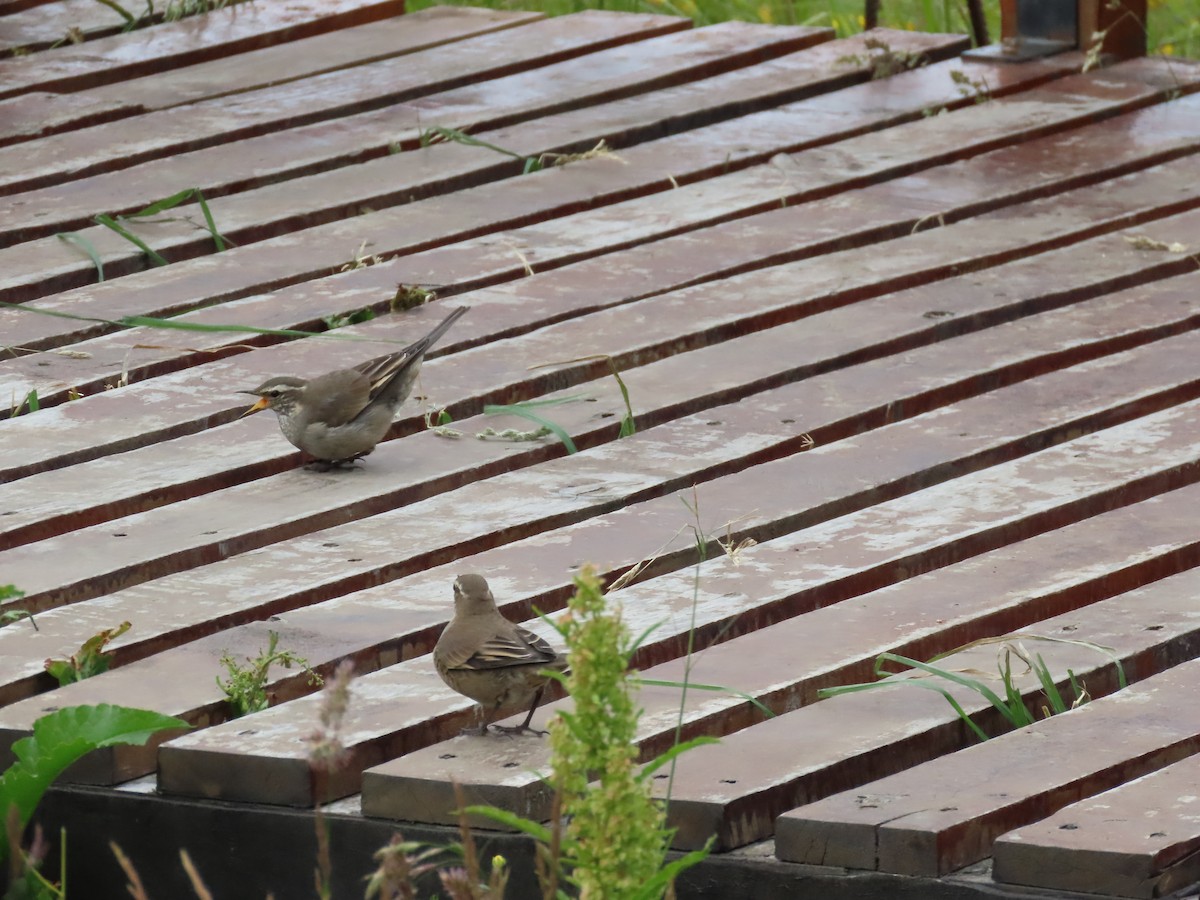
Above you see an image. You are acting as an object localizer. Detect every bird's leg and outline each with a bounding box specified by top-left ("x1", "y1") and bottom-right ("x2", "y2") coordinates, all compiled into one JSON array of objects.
[
  {"x1": 459, "y1": 704, "x2": 491, "y2": 737},
  {"x1": 492, "y1": 686, "x2": 549, "y2": 737}
]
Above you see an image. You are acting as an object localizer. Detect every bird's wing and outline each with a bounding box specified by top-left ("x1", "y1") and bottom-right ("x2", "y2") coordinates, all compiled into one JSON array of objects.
[
  {"x1": 302, "y1": 369, "x2": 373, "y2": 427},
  {"x1": 456, "y1": 625, "x2": 560, "y2": 671},
  {"x1": 356, "y1": 307, "x2": 469, "y2": 406},
  {"x1": 356, "y1": 348, "x2": 418, "y2": 397}
]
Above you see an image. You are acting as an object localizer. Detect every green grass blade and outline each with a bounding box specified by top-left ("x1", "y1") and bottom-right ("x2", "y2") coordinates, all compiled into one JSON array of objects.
[
  {"x1": 0, "y1": 301, "x2": 410, "y2": 345},
  {"x1": 638, "y1": 735, "x2": 719, "y2": 780},
  {"x1": 94, "y1": 214, "x2": 168, "y2": 266},
  {"x1": 483, "y1": 403, "x2": 577, "y2": 453},
  {"x1": 194, "y1": 190, "x2": 227, "y2": 252},
  {"x1": 608, "y1": 362, "x2": 636, "y2": 437},
  {"x1": 1033, "y1": 653, "x2": 1068, "y2": 715},
  {"x1": 634, "y1": 677, "x2": 776, "y2": 718},
  {"x1": 56, "y1": 232, "x2": 105, "y2": 281},
  {"x1": 873, "y1": 652, "x2": 1020, "y2": 728},
  {"x1": 90, "y1": 0, "x2": 136, "y2": 24},
  {"x1": 122, "y1": 188, "x2": 196, "y2": 217},
  {"x1": 421, "y1": 126, "x2": 524, "y2": 160}
]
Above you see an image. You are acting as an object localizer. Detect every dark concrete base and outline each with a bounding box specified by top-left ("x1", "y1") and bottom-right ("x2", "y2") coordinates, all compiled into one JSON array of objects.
[{"x1": 23, "y1": 782, "x2": 1151, "y2": 900}]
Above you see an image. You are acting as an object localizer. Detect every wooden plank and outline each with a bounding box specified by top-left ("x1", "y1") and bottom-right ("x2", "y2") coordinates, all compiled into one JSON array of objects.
[
  {"x1": 0, "y1": 20, "x2": 845, "y2": 259},
  {"x1": 2, "y1": 270, "x2": 1200, "y2": 696},
  {"x1": 1, "y1": 57, "x2": 1190, "y2": 350},
  {"x1": 7, "y1": 81, "x2": 1200, "y2": 412},
  {"x1": 992, "y1": 755, "x2": 1200, "y2": 898},
  {"x1": 0, "y1": 26, "x2": 932, "y2": 248},
  {"x1": 0, "y1": 15, "x2": 786, "y2": 197},
  {"x1": 5, "y1": 145, "x2": 1200, "y2": 483},
  {"x1": 4, "y1": 312, "x2": 1199, "y2": 782},
  {"x1": 0, "y1": 91, "x2": 144, "y2": 148},
  {"x1": 0, "y1": 51, "x2": 1115, "y2": 306},
  {"x1": 362, "y1": 561, "x2": 1200, "y2": 829},
  {"x1": 0, "y1": 0, "x2": 408, "y2": 98},
  {"x1": 77, "y1": 7, "x2": 547, "y2": 113},
  {"x1": 0, "y1": 42, "x2": 1064, "y2": 314},
  {"x1": 149, "y1": 398, "x2": 1200, "y2": 805},
  {"x1": 1, "y1": 0, "x2": 144, "y2": 55},
  {"x1": 773, "y1": 659, "x2": 1200, "y2": 877},
  {"x1": 9, "y1": 194, "x2": 1200, "y2": 608}
]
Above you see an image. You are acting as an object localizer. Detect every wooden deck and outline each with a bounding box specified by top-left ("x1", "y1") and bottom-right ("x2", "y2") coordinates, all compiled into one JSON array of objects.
[{"x1": 2, "y1": 2, "x2": 1200, "y2": 897}]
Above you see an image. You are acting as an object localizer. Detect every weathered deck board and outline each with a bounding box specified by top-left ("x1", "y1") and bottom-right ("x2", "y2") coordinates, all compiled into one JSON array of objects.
[
  {"x1": 4, "y1": 6, "x2": 1200, "y2": 896},
  {"x1": 146, "y1": 396, "x2": 1200, "y2": 805},
  {"x1": 0, "y1": 0, "x2": 403, "y2": 73},
  {"x1": 4, "y1": 308, "x2": 1198, "y2": 775},
  {"x1": 3, "y1": 53, "x2": 1181, "y2": 307},
  {"x1": 992, "y1": 756, "x2": 1200, "y2": 897},
  {"x1": 7, "y1": 126, "x2": 1200, "y2": 480},
  {"x1": 76, "y1": 7, "x2": 546, "y2": 113},
  {"x1": 0, "y1": 14, "x2": 771, "y2": 196},
  {"x1": 362, "y1": 482, "x2": 1200, "y2": 827},
  {"x1": 2, "y1": 274, "x2": 1198, "y2": 697},
  {"x1": 773, "y1": 658, "x2": 1200, "y2": 877}
]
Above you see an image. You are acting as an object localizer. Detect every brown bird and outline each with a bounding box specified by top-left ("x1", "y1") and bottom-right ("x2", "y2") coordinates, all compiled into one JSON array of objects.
[
  {"x1": 239, "y1": 306, "x2": 467, "y2": 467},
  {"x1": 434, "y1": 574, "x2": 568, "y2": 736}
]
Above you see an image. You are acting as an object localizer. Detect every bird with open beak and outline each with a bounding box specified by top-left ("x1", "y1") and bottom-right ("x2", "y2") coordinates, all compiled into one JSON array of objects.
[
  {"x1": 434, "y1": 574, "x2": 568, "y2": 736},
  {"x1": 239, "y1": 306, "x2": 467, "y2": 467}
]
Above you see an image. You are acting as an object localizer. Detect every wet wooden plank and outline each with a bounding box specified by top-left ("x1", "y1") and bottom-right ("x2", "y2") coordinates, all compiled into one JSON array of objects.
[
  {"x1": 77, "y1": 7, "x2": 547, "y2": 113},
  {"x1": 0, "y1": 21, "x2": 841, "y2": 266},
  {"x1": 0, "y1": 0, "x2": 145, "y2": 55},
  {"x1": 10, "y1": 199, "x2": 1200, "y2": 610},
  {"x1": 0, "y1": 26, "x2": 937, "y2": 248},
  {"x1": 0, "y1": 91, "x2": 144, "y2": 148},
  {"x1": 1, "y1": 57, "x2": 1190, "y2": 359},
  {"x1": 0, "y1": 0, "x2": 409, "y2": 97},
  {"x1": 8, "y1": 99, "x2": 1200, "y2": 422},
  {"x1": 992, "y1": 755, "x2": 1200, "y2": 898},
  {"x1": 4, "y1": 57, "x2": 1193, "y2": 366},
  {"x1": 363, "y1": 561, "x2": 1200, "y2": 829},
  {"x1": 4, "y1": 53, "x2": 1174, "y2": 306},
  {"x1": 773, "y1": 658, "x2": 1200, "y2": 877},
  {"x1": 0, "y1": 52, "x2": 1070, "y2": 336},
  {"x1": 147, "y1": 397, "x2": 1200, "y2": 804},
  {"x1": 5, "y1": 147, "x2": 1200, "y2": 485},
  {"x1": 4, "y1": 267, "x2": 1200, "y2": 713},
  {"x1": 5, "y1": 315, "x2": 1200, "y2": 780},
  {"x1": 0, "y1": 15, "x2": 786, "y2": 197}
]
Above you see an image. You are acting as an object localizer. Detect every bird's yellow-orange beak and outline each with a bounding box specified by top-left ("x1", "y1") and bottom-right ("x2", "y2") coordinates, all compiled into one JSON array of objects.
[{"x1": 238, "y1": 395, "x2": 271, "y2": 418}]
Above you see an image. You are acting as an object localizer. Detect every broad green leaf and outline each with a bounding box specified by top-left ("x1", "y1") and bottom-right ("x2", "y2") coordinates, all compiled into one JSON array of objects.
[{"x1": 0, "y1": 705, "x2": 188, "y2": 862}]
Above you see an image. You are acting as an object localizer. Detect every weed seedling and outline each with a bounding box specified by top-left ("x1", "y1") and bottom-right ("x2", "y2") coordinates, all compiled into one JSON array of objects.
[{"x1": 217, "y1": 631, "x2": 321, "y2": 718}]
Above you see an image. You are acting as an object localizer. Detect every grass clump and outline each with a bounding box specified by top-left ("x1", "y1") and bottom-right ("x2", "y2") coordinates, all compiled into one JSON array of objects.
[{"x1": 819, "y1": 634, "x2": 1127, "y2": 742}]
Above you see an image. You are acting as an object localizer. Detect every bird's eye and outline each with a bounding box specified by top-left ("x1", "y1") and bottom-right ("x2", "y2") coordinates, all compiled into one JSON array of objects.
[{"x1": 267, "y1": 389, "x2": 282, "y2": 398}]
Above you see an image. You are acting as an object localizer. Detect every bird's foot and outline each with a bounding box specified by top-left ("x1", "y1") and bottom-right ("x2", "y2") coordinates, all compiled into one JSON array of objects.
[
  {"x1": 458, "y1": 723, "x2": 492, "y2": 737},
  {"x1": 305, "y1": 457, "x2": 361, "y2": 472},
  {"x1": 491, "y1": 723, "x2": 549, "y2": 737}
]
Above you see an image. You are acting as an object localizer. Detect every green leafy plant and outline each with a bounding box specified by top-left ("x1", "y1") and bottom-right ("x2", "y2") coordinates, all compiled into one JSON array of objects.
[
  {"x1": 0, "y1": 587, "x2": 33, "y2": 633},
  {"x1": 1, "y1": 705, "x2": 188, "y2": 869},
  {"x1": 217, "y1": 631, "x2": 321, "y2": 718},
  {"x1": 43, "y1": 622, "x2": 131, "y2": 687},
  {"x1": 322, "y1": 307, "x2": 376, "y2": 330},
  {"x1": 818, "y1": 635, "x2": 1127, "y2": 742}
]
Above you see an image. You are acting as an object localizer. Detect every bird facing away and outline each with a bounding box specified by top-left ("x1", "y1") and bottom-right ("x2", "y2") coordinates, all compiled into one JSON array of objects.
[
  {"x1": 434, "y1": 574, "x2": 568, "y2": 736},
  {"x1": 239, "y1": 305, "x2": 467, "y2": 467}
]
